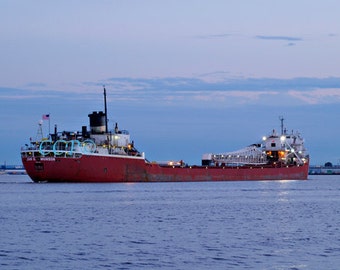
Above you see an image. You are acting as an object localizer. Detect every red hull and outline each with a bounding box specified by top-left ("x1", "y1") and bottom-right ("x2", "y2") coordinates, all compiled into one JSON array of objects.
[{"x1": 22, "y1": 154, "x2": 309, "y2": 183}]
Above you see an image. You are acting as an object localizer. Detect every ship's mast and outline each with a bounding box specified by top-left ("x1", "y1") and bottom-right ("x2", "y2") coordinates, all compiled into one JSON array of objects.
[
  {"x1": 279, "y1": 116, "x2": 284, "y2": 135},
  {"x1": 103, "y1": 86, "x2": 108, "y2": 133}
]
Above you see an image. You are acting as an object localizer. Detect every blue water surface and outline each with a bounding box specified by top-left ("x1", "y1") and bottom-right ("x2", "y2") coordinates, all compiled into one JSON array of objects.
[{"x1": 1, "y1": 175, "x2": 340, "y2": 269}]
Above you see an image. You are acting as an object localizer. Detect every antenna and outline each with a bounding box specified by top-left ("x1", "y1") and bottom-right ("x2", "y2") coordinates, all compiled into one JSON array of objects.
[
  {"x1": 279, "y1": 116, "x2": 284, "y2": 135},
  {"x1": 103, "y1": 86, "x2": 108, "y2": 133}
]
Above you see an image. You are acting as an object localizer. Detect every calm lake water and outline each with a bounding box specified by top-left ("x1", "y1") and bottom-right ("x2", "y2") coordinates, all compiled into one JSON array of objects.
[{"x1": 1, "y1": 175, "x2": 340, "y2": 270}]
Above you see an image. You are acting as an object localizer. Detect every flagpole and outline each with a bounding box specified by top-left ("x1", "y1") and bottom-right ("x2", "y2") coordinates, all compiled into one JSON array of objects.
[
  {"x1": 48, "y1": 113, "x2": 51, "y2": 137},
  {"x1": 42, "y1": 114, "x2": 51, "y2": 139}
]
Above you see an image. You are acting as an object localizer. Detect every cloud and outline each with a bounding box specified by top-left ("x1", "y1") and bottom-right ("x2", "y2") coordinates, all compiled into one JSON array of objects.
[
  {"x1": 194, "y1": 33, "x2": 231, "y2": 39},
  {"x1": 192, "y1": 90, "x2": 279, "y2": 105},
  {"x1": 25, "y1": 82, "x2": 47, "y2": 88},
  {"x1": 255, "y1": 35, "x2": 303, "y2": 41},
  {"x1": 2, "y1": 77, "x2": 340, "y2": 107},
  {"x1": 93, "y1": 76, "x2": 340, "y2": 106},
  {"x1": 0, "y1": 95, "x2": 50, "y2": 100},
  {"x1": 0, "y1": 87, "x2": 97, "y2": 102},
  {"x1": 288, "y1": 88, "x2": 340, "y2": 104}
]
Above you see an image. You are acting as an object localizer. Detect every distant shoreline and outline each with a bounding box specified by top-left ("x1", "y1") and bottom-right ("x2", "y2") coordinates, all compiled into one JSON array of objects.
[
  {"x1": 0, "y1": 170, "x2": 27, "y2": 175},
  {"x1": 0, "y1": 164, "x2": 27, "y2": 175},
  {"x1": 309, "y1": 165, "x2": 340, "y2": 175}
]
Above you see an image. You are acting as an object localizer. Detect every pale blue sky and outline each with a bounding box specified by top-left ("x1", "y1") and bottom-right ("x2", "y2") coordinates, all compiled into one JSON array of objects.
[{"x1": 1, "y1": 0, "x2": 340, "y2": 165}]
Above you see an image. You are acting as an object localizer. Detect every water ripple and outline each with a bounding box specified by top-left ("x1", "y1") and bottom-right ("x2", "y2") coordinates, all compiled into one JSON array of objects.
[{"x1": 1, "y1": 175, "x2": 340, "y2": 269}]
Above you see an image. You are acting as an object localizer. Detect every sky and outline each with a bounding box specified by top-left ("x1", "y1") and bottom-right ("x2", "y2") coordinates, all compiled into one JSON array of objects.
[{"x1": 1, "y1": 0, "x2": 340, "y2": 166}]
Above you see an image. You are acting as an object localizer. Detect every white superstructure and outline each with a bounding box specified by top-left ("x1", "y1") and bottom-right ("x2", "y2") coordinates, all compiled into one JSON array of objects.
[{"x1": 202, "y1": 122, "x2": 308, "y2": 167}]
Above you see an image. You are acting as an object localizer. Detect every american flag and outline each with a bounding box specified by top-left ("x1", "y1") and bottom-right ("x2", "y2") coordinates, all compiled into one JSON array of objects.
[{"x1": 42, "y1": 114, "x2": 50, "y2": 120}]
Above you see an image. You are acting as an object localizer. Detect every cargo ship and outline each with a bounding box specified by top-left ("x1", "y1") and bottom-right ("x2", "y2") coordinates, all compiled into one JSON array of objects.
[{"x1": 21, "y1": 89, "x2": 309, "y2": 183}]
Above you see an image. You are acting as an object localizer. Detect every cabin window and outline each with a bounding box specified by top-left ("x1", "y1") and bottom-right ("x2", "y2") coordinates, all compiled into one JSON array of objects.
[{"x1": 271, "y1": 143, "x2": 276, "y2": 147}]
